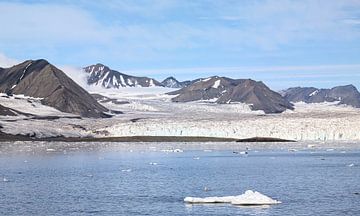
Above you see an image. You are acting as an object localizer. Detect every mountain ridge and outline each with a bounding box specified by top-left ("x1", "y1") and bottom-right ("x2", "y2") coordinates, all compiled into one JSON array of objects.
[
  {"x1": 0, "y1": 59, "x2": 110, "y2": 118},
  {"x1": 84, "y1": 63, "x2": 163, "y2": 88},
  {"x1": 282, "y1": 85, "x2": 360, "y2": 107},
  {"x1": 168, "y1": 76, "x2": 293, "y2": 113},
  {"x1": 161, "y1": 76, "x2": 192, "y2": 88}
]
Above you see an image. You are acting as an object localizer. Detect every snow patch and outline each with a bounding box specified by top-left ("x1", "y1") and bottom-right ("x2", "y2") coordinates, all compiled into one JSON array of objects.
[
  {"x1": 202, "y1": 77, "x2": 211, "y2": 82},
  {"x1": 0, "y1": 94, "x2": 73, "y2": 116},
  {"x1": 119, "y1": 75, "x2": 125, "y2": 86},
  {"x1": 212, "y1": 79, "x2": 221, "y2": 88},
  {"x1": 309, "y1": 90, "x2": 319, "y2": 97},
  {"x1": 149, "y1": 79, "x2": 155, "y2": 87}
]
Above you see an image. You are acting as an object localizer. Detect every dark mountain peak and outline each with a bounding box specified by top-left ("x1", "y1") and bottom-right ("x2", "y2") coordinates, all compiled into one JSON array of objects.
[
  {"x1": 84, "y1": 64, "x2": 163, "y2": 88},
  {"x1": 94, "y1": 63, "x2": 106, "y2": 67},
  {"x1": 162, "y1": 76, "x2": 179, "y2": 82},
  {"x1": 331, "y1": 84, "x2": 357, "y2": 91},
  {"x1": 161, "y1": 76, "x2": 193, "y2": 88},
  {"x1": 168, "y1": 76, "x2": 293, "y2": 113},
  {"x1": 282, "y1": 84, "x2": 360, "y2": 108},
  {"x1": 32, "y1": 58, "x2": 49, "y2": 64},
  {"x1": 0, "y1": 59, "x2": 110, "y2": 118},
  {"x1": 84, "y1": 63, "x2": 111, "y2": 74}
]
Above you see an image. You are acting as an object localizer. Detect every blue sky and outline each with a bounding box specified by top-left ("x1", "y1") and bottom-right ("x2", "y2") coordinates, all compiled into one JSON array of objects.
[{"x1": 0, "y1": 0, "x2": 360, "y2": 90}]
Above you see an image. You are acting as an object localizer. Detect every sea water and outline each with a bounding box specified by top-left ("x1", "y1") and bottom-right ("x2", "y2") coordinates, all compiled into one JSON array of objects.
[{"x1": 0, "y1": 143, "x2": 359, "y2": 215}]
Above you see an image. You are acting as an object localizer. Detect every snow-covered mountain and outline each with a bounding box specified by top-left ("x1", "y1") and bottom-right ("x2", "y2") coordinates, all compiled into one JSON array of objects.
[
  {"x1": 84, "y1": 64, "x2": 163, "y2": 88},
  {"x1": 282, "y1": 85, "x2": 360, "y2": 107},
  {"x1": 0, "y1": 59, "x2": 110, "y2": 118},
  {"x1": 168, "y1": 76, "x2": 293, "y2": 113},
  {"x1": 161, "y1": 76, "x2": 192, "y2": 88}
]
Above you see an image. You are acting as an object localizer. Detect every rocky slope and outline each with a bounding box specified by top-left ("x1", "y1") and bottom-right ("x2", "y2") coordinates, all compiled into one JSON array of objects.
[
  {"x1": 0, "y1": 59, "x2": 110, "y2": 118},
  {"x1": 84, "y1": 64, "x2": 163, "y2": 88},
  {"x1": 168, "y1": 76, "x2": 293, "y2": 113},
  {"x1": 0, "y1": 104, "x2": 18, "y2": 116},
  {"x1": 282, "y1": 85, "x2": 360, "y2": 107}
]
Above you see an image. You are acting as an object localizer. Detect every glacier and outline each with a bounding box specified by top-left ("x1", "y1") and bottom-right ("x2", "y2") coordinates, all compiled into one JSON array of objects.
[{"x1": 2, "y1": 88, "x2": 360, "y2": 141}]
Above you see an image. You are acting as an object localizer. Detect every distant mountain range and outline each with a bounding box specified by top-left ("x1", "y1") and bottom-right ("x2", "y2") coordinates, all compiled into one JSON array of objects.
[
  {"x1": 84, "y1": 64, "x2": 195, "y2": 89},
  {"x1": 168, "y1": 76, "x2": 294, "y2": 113},
  {"x1": 281, "y1": 85, "x2": 360, "y2": 107},
  {"x1": 84, "y1": 64, "x2": 163, "y2": 88},
  {"x1": 0, "y1": 60, "x2": 110, "y2": 118},
  {"x1": 2, "y1": 59, "x2": 360, "y2": 116}
]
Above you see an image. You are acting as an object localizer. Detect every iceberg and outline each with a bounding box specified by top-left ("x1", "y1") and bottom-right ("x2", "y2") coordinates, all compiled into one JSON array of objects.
[
  {"x1": 184, "y1": 190, "x2": 281, "y2": 206},
  {"x1": 231, "y1": 190, "x2": 282, "y2": 205}
]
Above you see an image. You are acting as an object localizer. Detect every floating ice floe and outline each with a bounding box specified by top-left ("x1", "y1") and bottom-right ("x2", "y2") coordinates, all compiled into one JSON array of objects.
[
  {"x1": 161, "y1": 149, "x2": 183, "y2": 153},
  {"x1": 149, "y1": 162, "x2": 158, "y2": 165},
  {"x1": 348, "y1": 163, "x2": 354, "y2": 167},
  {"x1": 184, "y1": 190, "x2": 281, "y2": 206},
  {"x1": 46, "y1": 148, "x2": 56, "y2": 152}
]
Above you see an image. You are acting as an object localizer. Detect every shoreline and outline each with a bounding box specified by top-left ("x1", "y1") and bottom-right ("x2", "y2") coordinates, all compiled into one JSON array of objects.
[{"x1": 0, "y1": 132, "x2": 295, "y2": 143}]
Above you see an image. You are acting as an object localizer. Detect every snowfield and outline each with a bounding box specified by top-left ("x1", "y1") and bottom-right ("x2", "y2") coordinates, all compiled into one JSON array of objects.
[{"x1": 2, "y1": 88, "x2": 360, "y2": 141}]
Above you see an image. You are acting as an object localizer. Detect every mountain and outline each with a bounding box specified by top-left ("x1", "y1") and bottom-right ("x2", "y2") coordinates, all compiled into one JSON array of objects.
[
  {"x1": 168, "y1": 76, "x2": 293, "y2": 113},
  {"x1": 0, "y1": 59, "x2": 110, "y2": 118},
  {"x1": 161, "y1": 76, "x2": 192, "y2": 88},
  {"x1": 84, "y1": 64, "x2": 163, "y2": 88},
  {"x1": 282, "y1": 85, "x2": 360, "y2": 107}
]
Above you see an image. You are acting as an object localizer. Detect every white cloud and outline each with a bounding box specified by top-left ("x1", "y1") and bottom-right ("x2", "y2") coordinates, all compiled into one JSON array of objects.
[
  {"x1": 0, "y1": 53, "x2": 20, "y2": 68},
  {"x1": 59, "y1": 65, "x2": 89, "y2": 90},
  {"x1": 1, "y1": 0, "x2": 359, "y2": 53},
  {"x1": 0, "y1": 2, "x2": 116, "y2": 45}
]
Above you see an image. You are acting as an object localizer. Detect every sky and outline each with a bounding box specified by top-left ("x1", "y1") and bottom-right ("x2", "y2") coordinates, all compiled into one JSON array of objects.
[{"x1": 0, "y1": 0, "x2": 360, "y2": 90}]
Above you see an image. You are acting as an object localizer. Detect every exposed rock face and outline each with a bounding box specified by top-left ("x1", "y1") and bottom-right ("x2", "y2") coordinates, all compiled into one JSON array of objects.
[
  {"x1": 0, "y1": 104, "x2": 18, "y2": 116},
  {"x1": 0, "y1": 59, "x2": 110, "y2": 118},
  {"x1": 161, "y1": 76, "x2": 191, "y2": 88},
  {"x1": 84, "y1": 64, "x2": 163, "y2": 88},
  {"x1": 168, "y1": 76, "x2": 293, "y2": 113},
  {"x1": 282, "y1": 85, "x2": 360, "y2": 107}
]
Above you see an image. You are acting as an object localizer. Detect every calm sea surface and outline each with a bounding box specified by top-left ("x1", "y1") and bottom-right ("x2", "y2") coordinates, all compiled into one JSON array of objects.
[{"x1": 0, "y1": 143, "x2": 359, "y2": 215}]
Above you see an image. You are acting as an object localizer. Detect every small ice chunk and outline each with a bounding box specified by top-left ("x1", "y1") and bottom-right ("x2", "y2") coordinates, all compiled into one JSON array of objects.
[
  {"x1": 174, "y1": 149, "x2": 183, "y2": 153},
  {"x1": 121, "y1": 169, "x2": 132, "y2": 172},
  {"x1": 161, "y1": 149, "x2": 183, "y2": 153},
  {"x1": 348, "y1": 163, "x2": 354, "y2": 167},
  {"x1": 184, "y1": 190, "x2": 281, "y2": 206},
  {"x1": 149, "y1": 162, "x2": 158, "y2": 165},
  {"x1": 46, "y1": 148, "x2": 56, "y2": 152},
  {"x1": 3, "y1": 177, "x2": 9, "y2": 182}
]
